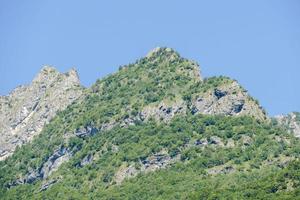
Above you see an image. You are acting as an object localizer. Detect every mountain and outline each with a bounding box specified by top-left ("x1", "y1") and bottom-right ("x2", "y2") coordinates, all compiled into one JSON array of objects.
[
  {"x1": 0, "y1": 48, "x2": 299, "y2": 199},
  {"x1": 0, "y1": 67, "x2": 84, "y2": 160}
]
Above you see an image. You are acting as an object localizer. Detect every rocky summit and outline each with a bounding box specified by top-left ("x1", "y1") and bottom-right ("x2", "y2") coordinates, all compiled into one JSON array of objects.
[
  {"x1": 0, "y1": 66, "x2": 84, "y2": 160},
  {"x1": 0, "y1": 48, "x2": 299, "y2": 200}
]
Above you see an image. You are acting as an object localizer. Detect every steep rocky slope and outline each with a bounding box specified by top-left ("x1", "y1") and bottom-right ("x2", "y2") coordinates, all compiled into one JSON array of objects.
[
  {"x1": 0, "y1": 48, "x2": 298, "y2": 200},
  {"x1": 0, "y1": 48, "x2": 266, "y2": 162},
  {"x1": 275, "y1": 112, "x2": 300, "y2": 137},
  {"x1": 0, "y1": 67, "x2": 84, "y2": 160},
  {"x1": 91, "y1": 47, "x2": 266, "y2": 124}
]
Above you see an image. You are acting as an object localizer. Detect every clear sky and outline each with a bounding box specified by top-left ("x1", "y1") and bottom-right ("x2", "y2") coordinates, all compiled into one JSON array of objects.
[{"x1": 0, "y1": 1, "x2": 299, "y2": 116}]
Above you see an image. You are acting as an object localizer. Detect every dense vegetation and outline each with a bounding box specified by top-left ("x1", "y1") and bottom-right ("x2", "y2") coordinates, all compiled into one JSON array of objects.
[
  {"x1": 1, "y1": 114, "x2": 300, "y2": 199},
  {"x1": 1, "y1": 48, "x2": 299, "y2": 199}
]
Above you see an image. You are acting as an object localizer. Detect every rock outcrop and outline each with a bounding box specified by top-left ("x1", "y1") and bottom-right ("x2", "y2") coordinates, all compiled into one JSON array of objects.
[
  {"x1": 74, "y1": 125, "x2": 99, "y2": 138},
  {"x1": 8, "y1": 146, "x2": 72, "y2": 187},
  {"x1": 114, "y1": 150, "x2": 178, "y2": 184},
  {"x1": 275, "y1": 112, "x2": 300, "y2": 138},
  {"x1": 40, "y1": 179, "x2": 59, "y2": 191},
  {"x1": 140, "y1": 100, "x2": 187, "y2": 122},
  {"x1": 191, "y1": 81, "x2": 267, "y2": 120},
  {"x1": 0, "y1": 66, "x2": 84, "y2": 160},
  {"x1": 135, "y1": 80, "x2": 267, "y2": 124},
  {"x1": 40, "y1": 146, "x2": 72, "y2": 179}
]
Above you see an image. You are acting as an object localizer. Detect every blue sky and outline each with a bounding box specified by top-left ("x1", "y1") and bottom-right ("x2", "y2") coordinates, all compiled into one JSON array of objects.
[{"x1": 0, "y1": 1, "x2": 299, "y2": 116}]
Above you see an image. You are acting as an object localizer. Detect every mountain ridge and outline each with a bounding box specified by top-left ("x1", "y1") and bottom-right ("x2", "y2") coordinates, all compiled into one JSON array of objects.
[
  {"x1": 0, "y1": 47, "x2": 271, "y2": 160},
  {"x1": 0, "y1": 47, "x2": 299, "y2": 199}
]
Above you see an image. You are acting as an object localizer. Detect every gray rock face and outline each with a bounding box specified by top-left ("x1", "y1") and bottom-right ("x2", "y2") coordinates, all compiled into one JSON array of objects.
[
  {"x1": 140, "y1": 100, "x2": 187, "y2": 122},
  {"x1": 74, "y1": 125, "x2": 98, "y2": 138},
  {"x1": 275, "y1": 112, "x2": 300, "y2": 137},
  {"x1": 40, "y1": 179, "x2": 59, "y2": 191},
  {"x1": 40, "y1": 146, "x2": 72, "y2": 179},
  {"x1": 9, "y1": 146, "x2": 71, "y2": 187},
  {"x1": 114, "y1": 150, "x2": 179, "y2": 184},
  {"x1": 137, "y1": 81, "x2": 266, "y2": 124},
  {"x1": 192, "y1": 81, "x2": 266, "y2": 120},
  {"x1": 140, "y1": 152, "x2": 173, "y2": 172},
  {"x1": 0, "y1": 66, "x2": 84, "y2": 160}
]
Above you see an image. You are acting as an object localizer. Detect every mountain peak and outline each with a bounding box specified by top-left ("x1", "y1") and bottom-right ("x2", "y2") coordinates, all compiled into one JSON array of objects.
[
  {"x1": 0, "y1": 65, "x2": 83, "y2": 160},
  {"x1": 33, "y1": 65, "x2": 60, "y2": 83},
  {"x1": 40, "y1": 65, "x2": 58, "y2": 73},
  {"x1": 66, "y1": 68, "x2": 80, "y2": 85},
  {"x1": 146, "y1": 47, "x2": 180, "y2": 60},
  {"x1": 32, "y1": 66, "x2": 80, "y2": 86}
]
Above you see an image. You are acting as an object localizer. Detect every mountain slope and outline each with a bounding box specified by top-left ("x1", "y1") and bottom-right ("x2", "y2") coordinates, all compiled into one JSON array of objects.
[
  {"x1": 0, "y1": 66, "x2": 84, "y2": 160},
  {"x1": 2, "y1": 115, "x2": 300, "y2": 199},
  {"x1": 0, "y1": 47, "x2": 298, "y2": 199}
]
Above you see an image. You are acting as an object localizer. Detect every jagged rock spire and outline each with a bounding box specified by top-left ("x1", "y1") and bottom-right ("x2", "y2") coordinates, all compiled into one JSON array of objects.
[{"x1": 0, "y1": 66, "x2": 83, "y2": 160}]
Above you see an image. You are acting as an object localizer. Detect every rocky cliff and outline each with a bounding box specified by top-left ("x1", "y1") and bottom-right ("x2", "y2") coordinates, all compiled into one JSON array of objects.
[
  {"x1": 0, "y1": 66, "x2": 84, "y2": 160},
  {"x1": 275, "y1": 112, "x2": 300, "y2": 137}
]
